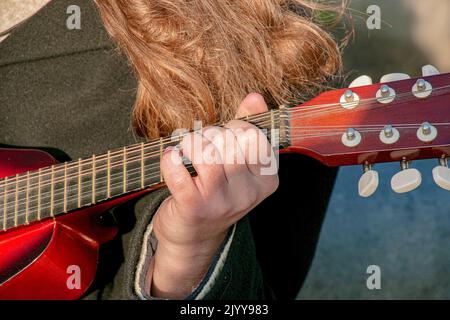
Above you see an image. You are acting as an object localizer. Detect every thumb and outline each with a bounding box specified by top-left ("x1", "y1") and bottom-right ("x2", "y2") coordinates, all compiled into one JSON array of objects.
[{"x1": 235, "y1": 93, "x2": 269, "y2": 119}]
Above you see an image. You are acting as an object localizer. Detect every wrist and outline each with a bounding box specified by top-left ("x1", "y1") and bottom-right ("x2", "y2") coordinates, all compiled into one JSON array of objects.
[
  {"x1": 150, "y1": 229, "x2": 228, "y2": 299},
  {"x1": 157, "y1": 230, "x2": 227, "y2": 260}
]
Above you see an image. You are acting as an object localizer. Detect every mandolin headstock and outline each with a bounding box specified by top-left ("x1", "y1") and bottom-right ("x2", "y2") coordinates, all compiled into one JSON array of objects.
[{"x1": 285, "y1": 66, "x2": 450, "y2": 196}]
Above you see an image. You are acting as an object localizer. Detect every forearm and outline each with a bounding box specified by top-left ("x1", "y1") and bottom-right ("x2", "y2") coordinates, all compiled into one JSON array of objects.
[
  {"x1": 150, "y1": 231, "x2": 228, "y2": 299},
  {"x1": 97, "y1": 189, "x2": 269, "y2": 300}
]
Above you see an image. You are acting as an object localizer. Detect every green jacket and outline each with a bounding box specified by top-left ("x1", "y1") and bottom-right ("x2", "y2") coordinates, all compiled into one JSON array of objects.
[{"x1": 0, "y1": 0, "x2": 337, "y2": 300}]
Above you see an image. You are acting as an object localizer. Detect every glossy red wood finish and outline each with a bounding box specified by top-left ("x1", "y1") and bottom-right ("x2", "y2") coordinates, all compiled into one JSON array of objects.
[
  {"x1": 0, "y1": 148, "x2": 153, "y2": 299},
  {"x1": 288, "y1": 73, "x2": 450, "y2": 166}
]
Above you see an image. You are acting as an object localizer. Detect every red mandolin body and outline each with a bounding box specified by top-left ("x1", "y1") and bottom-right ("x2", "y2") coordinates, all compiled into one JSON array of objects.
[{"x1": 0, "y1": 148, "x2": 150, "y2": 299}]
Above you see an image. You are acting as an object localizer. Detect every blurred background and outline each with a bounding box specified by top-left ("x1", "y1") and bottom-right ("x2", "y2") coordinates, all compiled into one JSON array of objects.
[{"x1": 298, "y1": 0, "x2": 450, "y2": 299}]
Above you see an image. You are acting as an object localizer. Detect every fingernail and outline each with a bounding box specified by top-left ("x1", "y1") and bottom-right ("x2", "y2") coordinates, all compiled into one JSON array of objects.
[
  {"x1": 174, "y1": 144, "x2": 183, "y2": 154},
  {"x1": 163, "y1": 146, "x2": 174, "y2": 154}
]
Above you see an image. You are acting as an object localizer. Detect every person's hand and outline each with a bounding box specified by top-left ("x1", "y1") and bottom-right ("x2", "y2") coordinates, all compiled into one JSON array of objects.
[{"x1": 149, "y1": 93, "x2": 279, "y2": 299}]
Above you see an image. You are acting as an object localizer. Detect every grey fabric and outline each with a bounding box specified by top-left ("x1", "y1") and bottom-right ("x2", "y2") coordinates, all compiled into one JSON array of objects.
[
  {"x1": 0, "y1": 0, "x2": 140, "y2": 159},
  {"x1": 134, "y1": 223, "x2": 236, "y2": 300},
  {"x1": 97, "y1": 188, "x2": 169, "y2": 300}
]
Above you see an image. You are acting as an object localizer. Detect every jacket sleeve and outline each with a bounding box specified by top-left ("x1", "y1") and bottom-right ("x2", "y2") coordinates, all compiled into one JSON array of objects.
[{"x1": 97, "y1": 187, "x2": 272, "y2": 300}]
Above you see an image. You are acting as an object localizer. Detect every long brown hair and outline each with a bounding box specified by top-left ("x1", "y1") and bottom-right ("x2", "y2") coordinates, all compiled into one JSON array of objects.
[{"x1": 95, "y1": 0, "x2": 345, "y2": 139}]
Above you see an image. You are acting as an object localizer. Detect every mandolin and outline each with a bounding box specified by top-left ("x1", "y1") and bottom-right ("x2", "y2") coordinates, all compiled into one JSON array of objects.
[{"x1": 1, "y1": 65, "x2": 449, "y2": 299}]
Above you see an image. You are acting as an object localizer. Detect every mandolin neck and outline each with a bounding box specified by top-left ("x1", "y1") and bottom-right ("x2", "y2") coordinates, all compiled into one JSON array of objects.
[{"x1": 0, "y1": 108, "x2": 290, "y2": 231}]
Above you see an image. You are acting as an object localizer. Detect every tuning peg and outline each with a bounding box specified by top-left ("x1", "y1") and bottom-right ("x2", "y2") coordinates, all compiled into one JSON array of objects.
[
  {"x1": 432, "y1": 158, "x2": 450, "y2": 190},
  {"x1": 380, "y1": 73, "x2": 411, "y2": 83},
  {"x1": 349, "y1": 75, "x2": 373, "y2": 88},
  {"x1": 358, "y1": 164, "x2": 379, "y2": 197},
  {"x1": 391, "y1": 160, "x2": 422, "y2": 193},
  {"x1": 422, "y1": 65, "x2": 440, "y2": 77}
]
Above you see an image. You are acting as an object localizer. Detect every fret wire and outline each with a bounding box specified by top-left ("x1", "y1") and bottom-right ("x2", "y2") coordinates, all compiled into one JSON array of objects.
[
  {"x1": 140, "y1": 142, "x2": 145, "y2": 189},
  {"x1": 37, "y1": 168, "x2": 41, "y2": 220},
  {"x1": 0, "y1": 111, "x2": 286, "y2": 229},
  {"x1": 0, "y1": 111, "x2": 280, "y2": 193},
  {"x1": 7, "y1": 164, "x2": 163, "y2": 222},
  {"x1": 270, "y1": 110, "x2": 275, "y2": 133},
  {"x1": 6, "y1": 148, "x2": 165, "y2": 199},
  {"x1": 3, "y1": 177, "x2": 8, "y2": 230},
  {"x1": 5, "y1": 124, "x2": 275, "y2": 219},
  {"x1": 159, "y1": 138, "x2": 163, "y2": 182},
  {"x1": 0, "y1": 110, "x2": 277, "y2": 201},
  {"x1": 92, "y1": 155, "x2": 96, "y2": 204},
  {"x1": 123, "y1": 147, "x2": 127, "y2": 193},
  {"x1": 1, "y1": 126, "x2": 274, "y2": 214},
  {"x1": 4, "y1": 160, "x2": 177, "y2": 224},
  {"x1": 77, "y1": 158, "x2": 81, "y2": 208},
  {"x1": 5, "y1": 159, "x2": 162, "y2": 219},
  {"x1": 50, "y1": 165, "x2": 55, "y2": 217},
  {"x1": 63, "y1": 162, "x2": 68, "y2": 213},
  {"x1": 279, "y1": 105, "x2": 288, "y2": 147},
  {"x1": 25, "y1": 171, "x2": 30, "y2": 224},
  {"x1": 14, "y1": 174, "x2": 19, "y2": 227},
  {"x1": 107, "y1": 151, "x2": 111, "y2": 198}
]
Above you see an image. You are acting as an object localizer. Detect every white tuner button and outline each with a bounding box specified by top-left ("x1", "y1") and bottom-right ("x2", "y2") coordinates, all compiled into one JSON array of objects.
[
  {"x1": 340, "y1": 90, "x2": 360, "y2": 109},
  {"x1": 358, "y1": 165, "x2": 379, "y2": 197},
  {"x1": 380, "y1": 73, "x2": 411, "y2": 83},
  {"x1": 422, "y1": 65, "x2": 440, "y2": 77},
  {"x1": 432, "y1": 158, "x2": 450, "y2": 190},
  {"x1": 379, "y1": 125, "x2": 400, "y2": 144},
  {"x1": 349, "y1": 75, "x2": 373, "y2": 88},
  {"x1": 376, "y1": 85, "x2": 396, "y2": 104},
  {"x1": 417, "y1": 122, "x2": 437, "y2": 142},
  {"x1": 391, "y1": 161, "x2": 422, "y2": 193},
  {"x1": 341, "y1": 128, "x2": 361, "y2": 147},
  {"x1": 412, "y1": 78, "x2": 432, "y2": 99}
]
